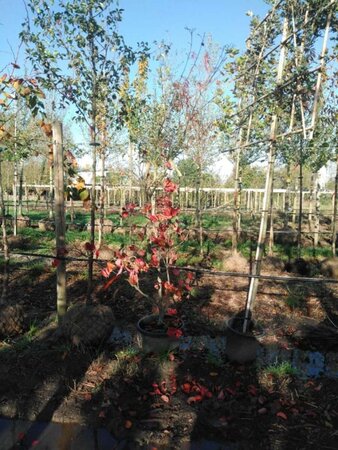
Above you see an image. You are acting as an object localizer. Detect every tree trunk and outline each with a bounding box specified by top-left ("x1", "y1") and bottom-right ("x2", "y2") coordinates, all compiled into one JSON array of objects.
[
  {"x1": 297, "y1": 146, "x2": 303, "y2": 259},
  {"x1": 18, "y1": 160, "x2": 24, "y2": 216},
  {"x1": 314, "y1": 174, "x2": 320, "y2": 249},
  {"x1": 48, "y1": 153, "x2": 54, "y2": 219},
  {"x1": 243, "y1": 17, "x2": 288, "y2": 333},
  {"x1": 53, "y1": 121, "x2": 67, "y2": 323},
  {"x1": 232, "y1": 129, "x2": 243, "y2": 254},
  {"x1": 0, "y1": 158, "x2": 9, "y2": 305},
  {"x1": 284, "y1": 164, "x2": 291, "y2": 228},
  {"x1": 13, "y1": 114, "x2": 18, "y2": 236},
  {"x1": 98, "y1": 146, "x2": 106, "y2": 248},
  {"x1": 268, "y1": 176, "x2": 275, "y2": 256},
  {"x1": 87, "y1": 129, "x2": 97, "y2": 304},
  {"x1": 128, "y1": 140, "x2": 133, "y2": 203},
  {"x1": 332, "y1": 152, "x2": 338, "y2": 256},
  {"x1": 195, "y1": 163, "x2": 203, "y2": 255}
]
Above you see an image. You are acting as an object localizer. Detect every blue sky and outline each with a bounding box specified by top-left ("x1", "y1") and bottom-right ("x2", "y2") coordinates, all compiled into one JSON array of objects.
[
  {"x1": 0, "y1": 0, "x2": 269, "y2": 70},
  {"x1": 0, "y1": 0, "x2": 270, "y2": 178}
]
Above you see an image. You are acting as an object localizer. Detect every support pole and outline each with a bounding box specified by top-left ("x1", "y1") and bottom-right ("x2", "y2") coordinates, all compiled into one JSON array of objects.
[{"x1": 53, "y1": 121, "x2": 67, "y2": 323}]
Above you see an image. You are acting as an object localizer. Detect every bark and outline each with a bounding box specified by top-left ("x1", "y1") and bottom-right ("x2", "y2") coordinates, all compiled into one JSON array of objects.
[
  {"x1": 332, "y1": 153, "x2": 338, "y2": 256},
  {"x1": 0, "y1": 159, "x2": 9, "y2": 305},
  {"x1": 297, "y1": 146, "x2": 303, "y2": 259},
  {"x1": 98, "y1": 146, "x2": 106, "y2": 248},
  {"x1": 53, "y1": 121, "x2": 67, "y2": 323},
  {"x1": 244, "y1": 18, "x2": 288, "y2": 333},
  {"x1": 284, "y1": 164, "x2": 291, "y2": 228}
]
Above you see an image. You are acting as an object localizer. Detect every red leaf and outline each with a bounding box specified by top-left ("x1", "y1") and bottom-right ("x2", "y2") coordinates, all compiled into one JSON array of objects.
[
  {"x1": 128, "y1": 270, "x2": 139, "y2": 286},
  {"x1": 167, "y1": 327, "x2": 183, "y2": 338},
  {"x1": 163, "y1": 178, "x2": 178, "y2": 193},
  {"x1": 217, "y1": 390, "x2": 225, "y2": 400},
  {"x1": 161, "y1": 394, "x2": 170, "y2": 403},
  {"x1": 124, "y1": 420, "x2": 133, "y2": 429},
  {"x1": 276, "y1": 412, "x2": 288, "y2": 420},
  {"x1": 167, "y1": 308, "x2": 177, "y2": 316},
  {"x1": 102, "y1": 273, "x2": 121, "y2": 290},
  {"x1": 84, "y1": 242, "x2": 95, "y2": 252},
  {"x1": 31, "y1": 441, "x2": 40, "y2": 447},
  {"x1": 248, "y1": 385, "x2": 258, "y2": 396},
  {"x1": 168, "y1": 353, "x2": 175, "y2": 361},
  {"x1": 52, "y1": 258, "x2": 60, "y2": 267},
  {"x1": 182, "y1": 383, "x2": 192, "y2": 394},
  {"x1": 187, "y1": 395, "x2": 203, "y2": 404},
  {"x1": 101, "y1": 262, "x2": 114, "y2": 278},
  {"x1": 225, "y1": 387, "x2": 236, "y2": 396},
  {"x1": 198, "y1": 384, "x2": 212, "y2": 398},
  {"x1": 18, "y1": 432, "x2": 25, "y2": 441}
]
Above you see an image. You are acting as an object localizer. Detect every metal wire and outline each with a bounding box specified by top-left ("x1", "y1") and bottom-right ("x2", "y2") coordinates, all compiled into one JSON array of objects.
[{"x1": 1, "y1": 249, "x2": 338, "y2": 285}]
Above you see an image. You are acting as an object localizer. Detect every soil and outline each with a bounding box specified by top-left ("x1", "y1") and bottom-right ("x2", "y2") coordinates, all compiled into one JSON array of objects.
[{"x1": 0, "y1": 244, "x2": 338, "y2": 449}]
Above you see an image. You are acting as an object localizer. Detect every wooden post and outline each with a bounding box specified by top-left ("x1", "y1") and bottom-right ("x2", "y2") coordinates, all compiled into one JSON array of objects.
[{"x1": 53, "y1": 121, "x2": 67, "y2": 323}]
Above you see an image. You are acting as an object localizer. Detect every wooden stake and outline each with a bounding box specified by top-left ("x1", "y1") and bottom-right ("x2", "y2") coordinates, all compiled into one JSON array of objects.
[{"x1": 53, "y1": 121, "x2": 67, "y2": 323}]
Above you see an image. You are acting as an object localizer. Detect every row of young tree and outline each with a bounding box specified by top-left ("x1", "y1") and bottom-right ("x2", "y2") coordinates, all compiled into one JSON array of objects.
[{"x1": 0, "y1": 0, "x2": 337, "y2": 318}]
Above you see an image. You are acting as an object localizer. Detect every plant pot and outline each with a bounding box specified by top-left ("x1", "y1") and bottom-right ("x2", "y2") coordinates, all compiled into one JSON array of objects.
[
  {"x1": 137, "y1": 314, "x2": 183, "y2": 353},
  {"x1": 225, "y1": 315, "x2": 263, "y2": 364}
]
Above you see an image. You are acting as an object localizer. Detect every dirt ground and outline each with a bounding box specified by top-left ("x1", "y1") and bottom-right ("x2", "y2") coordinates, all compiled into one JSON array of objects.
[{"x1": 0, "y1": 246, "x2": 338, "y2": 449}]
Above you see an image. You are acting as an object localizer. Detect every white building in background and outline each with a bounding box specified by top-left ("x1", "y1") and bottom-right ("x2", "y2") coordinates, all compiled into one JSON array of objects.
[{"x1": 319, "y1": 161, "x2": 335, "y2": 189}]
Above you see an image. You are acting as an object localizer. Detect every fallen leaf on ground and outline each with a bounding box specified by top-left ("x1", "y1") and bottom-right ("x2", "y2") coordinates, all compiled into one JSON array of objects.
[
  {"x1": 161, "y1": 394, "x2": 170, "y2": 403},
  {"x1": 124, "y1": 420, "x2": 133, "y2": 429},
  {"x1": 187, "y1": 395, "x2": 203, "y2": 404},
  {"x1": 225, "y1": 387, "x2": 236, "y2": 396},
  {"x1": 182, "y1": 383, "x2": 192, "y2": 394},
  {"x1": 276, "y1": 411, "x2": 288, "y2": 420},
  {"x1": 248, "y1": 385, "x2": 258, "y2": 396}
]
